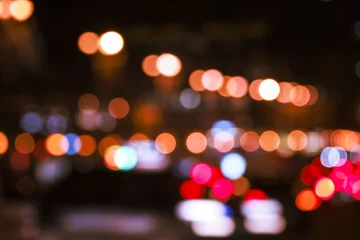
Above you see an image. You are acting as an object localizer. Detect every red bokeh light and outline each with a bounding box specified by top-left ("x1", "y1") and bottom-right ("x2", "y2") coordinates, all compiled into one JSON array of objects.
[
  {"x1": 180, "y1": 180, "x2": 204, "y2": 199},
  {"x1": 212, "y1": 178, "x2": 233, "y2": 200},
  {"x1": 243, "y1": 189, "x2": 267, "y2": 202},
  {"x1": 190, "y1": 163, "x2": 213, "y2": 184},
  {"x1": 311, "y1": 157, "x2": 331, "y2": 176},
  {"x1": 329, "y1": 169, "x2": 348, "y2": 192},
  {"x1": 333, "y1": 160, "x2": 353, "y2": 174},
  {"x1": 300, "y1": 165, "x2": 323, "y2": 185},
  {"x1": 343, "y1": 174, "x2": 360, "y2": 195},
  {"x1": 205, "y1": 167, "x2": 223, "y2": 187}
]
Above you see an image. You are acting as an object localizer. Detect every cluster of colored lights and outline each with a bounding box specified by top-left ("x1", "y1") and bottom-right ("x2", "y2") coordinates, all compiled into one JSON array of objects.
[
  {"x1": 295, "y1": 146, "x2": 360, "y2": 211},
  {"x1": 0, "y1": 0, "x2": 34, "y2": 22}
]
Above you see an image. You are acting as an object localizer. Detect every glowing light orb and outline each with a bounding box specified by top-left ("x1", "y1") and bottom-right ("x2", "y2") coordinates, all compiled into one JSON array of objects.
[
  {"x1": 258, "y1": 79, "x2": 280, "y2": 101},
  {"x1": 99, "y1": 31, "x2": 124, "y2": 55},
  {"x1": 114, "y1": 146, "x2": 138, "y2": 171},
  {"x1": 220, "y1": 153, "x2": 247, "y2": 180}
]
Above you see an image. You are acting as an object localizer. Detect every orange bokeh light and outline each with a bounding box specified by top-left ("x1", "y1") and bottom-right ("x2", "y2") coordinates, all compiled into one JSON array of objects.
[
  {"x1": 142, "y1": 55, "x2": 160, "y2": 77},
  {"x1": 45, "y1": 133, "x2": 66, "y2": 156},
  {"x1": 15, "y1": 133, "x2": 35, "y2": 154},
  {"x1": 186, "y1": 132, "x2": 207, "y2": 154},
  {"x1": 108, "y1": 98, "x2": 130, "y2": 119},
  {"x1": 217, "y1": 76, "x2": 232, "y2": 97},
  {"x1": 189, "y1": 70, "x2": 205, "y2": 91},
  {"x1": 259, "y1": 130, "x2": 280, "y2": 152},
  {"x1": 9, "y1": 0, "x2": 34, "y2": 22},
  {"x1": 155, "y1": 132, "x2": 176, "y2": 154},
  {"x1": 78, "y1": 93, "x2": 99, "y2": 113},
  {"x1": 98, "y1": 135, "x2": 121, "y2": 157},
  {"x1": 201, "y1": 69, "x2": 223, "y2": 91},
  {"x1": 226, "y1": 76, "x2": 248, "y2": 98},
  {"x1": 295, "y1": 189, "x2": 321, "y2": 211},
  {"x1": 104, "y1": 145, "x2": 120, "y2": 170},
  {"x1": 0, "y1": 132, "x2": 9, "y2": 154},
  {"x1": 314, "y1": 177, "x2": 335, "y2": 200},
  {"x1": 306, "y1": 85, "x2": 319, "y2": 106},
  {"x1": 78, "y1": 32, "x2": 99, "y2": 55},
  {"x1": 133, "y1": 103, "x2": 161, "y2": 127},
  {"x1": 277, "y1": 82, "x2": 294, "y2": 103},
  {"x1": 233, "y1": 177, "x2": 250, "y2": 196},
  {"x1": 240, "y1": 131, "x2": 260, "y2": 152},
  {"x1": 78, "y1": 135, "x2": 97, "y2": 156},
  {"x1": 129, "y1": 133, "x2": 149, "y2": 142},
  {"x1": 287, "y1": 130, "x2": 307, "y2": 151},
  {"x1": 290, "y1": 85, "x2": 311, "y2": 107},
  {"x1": 248, "y1": 79, "x2": 263, "y2": 101}
]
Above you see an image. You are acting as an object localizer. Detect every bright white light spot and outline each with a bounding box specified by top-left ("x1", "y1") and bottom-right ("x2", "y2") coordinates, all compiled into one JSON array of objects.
[{"x1": 220, "y1": 153, "x2": 246, "y2": 180}]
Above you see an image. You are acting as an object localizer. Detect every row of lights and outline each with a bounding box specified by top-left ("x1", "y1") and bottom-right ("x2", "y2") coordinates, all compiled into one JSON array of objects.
[{"x1": 78, "y1": 31, "x2": 124, "y2": 56}]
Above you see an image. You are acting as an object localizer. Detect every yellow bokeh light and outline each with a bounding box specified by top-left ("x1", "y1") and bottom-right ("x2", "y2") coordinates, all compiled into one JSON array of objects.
[
  {"x1": 78, "y1": 32, "x2": 99, "y2": 55},
  {"x1": 314, "y1": 177, "x2": 335, "y2": 200},
  {"x1": 9, "y1": 0, "x2": 34, "y2": 22},
  {"x1": 258, "y1": 79, "x2": 280, "y2": 101},
  {"x1": 99, "y1": 31, "x2": 124, "y2": 56},
  {"x1": 156, "y1": 53, "x2": 182, "y2": 77}
]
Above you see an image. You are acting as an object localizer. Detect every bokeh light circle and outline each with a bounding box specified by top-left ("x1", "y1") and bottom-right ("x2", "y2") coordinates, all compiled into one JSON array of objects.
[
  {"x1": 190, "y1": 163, "x2": 213, "y2": 184},
  {"x1": 114, "y1": 146, "x2": 138, "y2": 171},
  {"x1": 220, "y1": 153, "x2": 247, "y2": 180},
  {"x1": 258, "y1": 79, "x2": 280, "y2": 101},
  {"x1": 212, "y1": 178, "x2": 234, "y2": 200},
  {"x1": 77, "y1": 32, "x2": 98, "y2": 55},
  {"x1": 201, "y1": 69, "x2": 223, "y2": 91},
  {"x1": 314, "y1": 177, "x2": 335, "y2": 200},
  {"x1": 156, "y1": 53, "x2": 181, "y2": 77},
  {"x1": 99, "y1": 31, "x2": 124, "y2": 55},
  {"x1": 186, "y1": 132, "x2": 207, "y2": 154}
]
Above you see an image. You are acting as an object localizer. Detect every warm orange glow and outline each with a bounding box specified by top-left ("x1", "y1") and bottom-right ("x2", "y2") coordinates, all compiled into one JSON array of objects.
[
  {"x1": 78, "y1": 93, "x2": 99, "y2": 113},
  {"x1": 233, "y1": 177, "x2": 250, "y2": 196},
  {"x1": 306, "y1": 85, "x2": 318, "y2": 106},
  {"x1": 45, "y1": 133, "x2": 66, "y2": 156},
  {"x1": 15, "y1": 133, "x2": 34, "y2": 154},
  {"x1": 259, "y1": 130, "x2": 280, "y2": 152},
  {"x1": 99, "y1": 31, "x2": 124, "y2": 55},
  {"x1": 9, "y1": 0, "x2": 34, "y2": 22},
  {"x1": 314, "y1": 177, "x2": 335, "y2": 200},
  {"x1": 104, "y1": 145, "x2": 120, "y2": 170},
  {"x1": 0, "y1": 132, "x2": 9, "y2": 154},
  {"x1": 142, "y1": 55, "x2": 160, "y2": 77},
  {"x1": 217, "y1": 76, "x2": 232, "y2": 97},
  {"x1": 78, "y1": 32, "x2": 99, "y2": 55},
  {"x1": 129, "y1": 133, "x2": 149, "y2": 142},
  {"x1": 33, "y1": 140, "x2": 50, "y2": 161},
  {"x1": 240, "y1": 131, "x2": 260, "y2": 152},
  {"x1": 133, "y1": 103, "x2": 161, "y2": 127},
  {"x1": 78, "y1": 135, "x2": 96, "y2": 156},
  {"x1": 10, "y1": 151, "x2": 30, "y2": 171},
  {"x1": 155, "y1": 132, "x2": 176, "y2": 154},
  {"x1": 330, "y1": 129, "x2": 359, "y2": 151},
  {"x1": 156, "y1": 53, "x2": 182, "y2": 77},
  {"x1": 186, "y1": 132, "x2": 207, "y2": 154},
  {"x1": 108, "y1": 98, "x2": 130, "y2": 119},
  {"x1": 295, "y1": 189, "x2": 320, "y2": 211},
  {"x1": 189, "y1": 70, "x2": 205, "y2": 91},
  {"x1": 201, "y1": 69, "x2": 223, "y2": 91},
  {"x1": 226, "y1": 76, "x2": 248, "y2": 98},
  {"x1": 290, "y1": 85, "x2": 311, "y2": 107},
  {"x1": 277, "y1": 82, "x2": 294, "y2": 103},
  {"x1": 287, "y1": 130, "x2": 307, "y2": 151},
  {"x1": 0, "y1": 0, "x2": 11, "y2": 20},
  {"x1": 98, "y1": 135, "x2": 121, "y2": 157},
  {"x1": 248, "y1": 79, "x2": 263, "y2": 101}
]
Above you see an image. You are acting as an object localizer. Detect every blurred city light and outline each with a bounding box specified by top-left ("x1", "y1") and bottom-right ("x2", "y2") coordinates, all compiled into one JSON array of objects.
[{"x1": 98, "y1": 31, "x2": 124, "y2": 55}]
